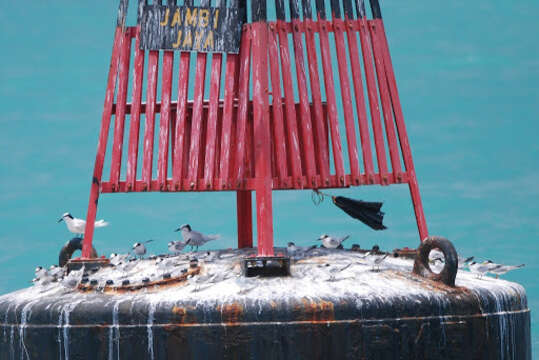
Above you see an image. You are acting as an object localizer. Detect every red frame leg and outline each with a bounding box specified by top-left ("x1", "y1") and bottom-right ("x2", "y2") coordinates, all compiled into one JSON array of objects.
[{"x1": 237, "y1": 190, "x2": 253, "y2": 248}]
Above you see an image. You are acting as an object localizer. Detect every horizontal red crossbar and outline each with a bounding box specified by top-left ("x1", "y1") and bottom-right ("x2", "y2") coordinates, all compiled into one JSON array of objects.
[{"x1": 100, "y1": 173, "x2": 410, "y2": 193}]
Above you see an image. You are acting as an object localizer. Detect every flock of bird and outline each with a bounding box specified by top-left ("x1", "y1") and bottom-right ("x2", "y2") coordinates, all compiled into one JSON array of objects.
[{"x1": 46, "y1": 212, "x2": 525, "y2": 285}]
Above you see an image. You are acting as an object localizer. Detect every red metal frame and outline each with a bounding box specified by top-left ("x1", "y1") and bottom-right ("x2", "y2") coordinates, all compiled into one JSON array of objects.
[{"x1": 82, "y1": 0, "x2": 429, "y2": 259}]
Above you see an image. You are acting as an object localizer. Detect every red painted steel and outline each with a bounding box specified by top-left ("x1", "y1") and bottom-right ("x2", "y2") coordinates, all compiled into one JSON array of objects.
[
  {"x1": 267, "y1": 24, "x2": 288, "y2": 187},
  {"x1": 358, "y1": 18, "x2": 389, "y2": 184},
  {"x1": 302, "y1": 18, "x2": 331, "y2": 186},
  {"x1": 84, "y1": 4, "x2": 431, "y2": 258},
  {"x1": 290, "y1": 20, "x2": 318, "y2": 187},
  {"x1": 158, "y1": 50, "x2": 174, "y2": 190},
  {"x1": 142, "y1": 50, "x2": 159, "y2": 190},
  {"x1": 333, "y1": 18, "x2": 361, "y2": 184},
  {"x1": 234, "y1": 26, "x2": 251, "y2": 187},
  {"x1": 274, "y1": 22, "x2": 303, "y2": 186},
  {"x1": 187, "y1": 53, "x2": 208, "y2": 190},
  {"x1": 237, "y1": 190, "x2": 253, "y2": 248},
  {"x1": 110, "y1": 29, "x2": 132, "y2": 191},
  {"x1": 126, "y1": 27, "x2": 144, "y2": 191},
  {"x1": 203, "y1": 53, "x2": 223, "y2": 189},
  {"x1": 172, "y1": 51, "x2": 191, "y2": 190},
  {"x1": 376, "y1": 19, "x2": 428, "y2": 240},
  {"x1": 343, "y1": 15, "x2": 375, "y2": 183},
  {"x1": 318, "y1": 19, "x2": 346, "y2": 186},
  {"x1": 251, "y1": 21, "x2": 274, "y2": 257},
  {"x1": 219, "y1": 53, "x2": 238, "y2": 189},
  {"x1": 82, "y1": 25, "x2": 124, "y2": 258},
  {"x1": 369, "y1": 21, "x2": 402, "y2": 182}
]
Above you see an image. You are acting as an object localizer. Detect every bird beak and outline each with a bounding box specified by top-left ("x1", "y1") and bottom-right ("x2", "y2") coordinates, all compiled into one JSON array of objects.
[
  {"x1": 58, "y1": 217, "x2": 64, "y2": 223},
  {"x1": 316, "y1": 238, "x2": 322, "y2": 241},
  {"x1": 174, "y1": 228, "x2": 181, "y2": 232}
]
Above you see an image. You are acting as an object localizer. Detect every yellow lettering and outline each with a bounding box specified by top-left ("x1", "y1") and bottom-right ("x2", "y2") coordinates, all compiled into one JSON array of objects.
[
  {"x1": 185, "y1": 8, "x2": 198, "y2": 26},
  {"x1": 199, "y1": 9, "x2": 209, "y2": 27},
  {"x1": 160, "y1": 8, "x2": 169, "y2": 26},
  {"x1": 182, "y1": 30, "x2": 193, "y2": 48},
  {"x1": 170, "y1": 8, "x2": 181, "y2": 27},
  {"x1": 213, "y1": 9, "x2": 219, "y2": 29},
  {"x1": 203, "y1": 31, "x2": 214, "y2": 50},
  {"x1": 194, "y1": 30, "x2": 204, "y2": 49},
  {"x1": 173, "y1": 30, "x2": 182, "y2": 48}
]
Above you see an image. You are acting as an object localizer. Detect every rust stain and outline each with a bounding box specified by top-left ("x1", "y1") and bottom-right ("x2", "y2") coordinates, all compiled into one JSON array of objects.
[
  {"x1": 297, "y1": 299, "x2": 335, "y2": 321},
  {"x1": 171, "y1": 305, "x2": 196, "y2": 324},
  {"x1": 217, "y1": 303, "x2": 244, "y2": 323}
]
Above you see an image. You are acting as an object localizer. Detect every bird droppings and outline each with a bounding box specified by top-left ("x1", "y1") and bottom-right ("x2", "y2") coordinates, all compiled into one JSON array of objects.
[{"x1": 16, "y1": 247, "x2": 527, "y2": 306}]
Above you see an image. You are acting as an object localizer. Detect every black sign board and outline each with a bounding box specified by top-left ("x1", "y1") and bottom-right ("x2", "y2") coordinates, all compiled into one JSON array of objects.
[{"x1": 140, "y1": 5, "x2": 243, "y2": 54}]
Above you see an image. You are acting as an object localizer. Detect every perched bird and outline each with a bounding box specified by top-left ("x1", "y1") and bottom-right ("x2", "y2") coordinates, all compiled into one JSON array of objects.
[
  {"x1": 35, "y1": 266, "x2": 48, "y2": 279},
  {"x1": 458, "y1": 256, "x2": 474, "y2": 269},
  {"x1": 317, "y1": 234, "x2": 350, "y2": 249},
  {"x1": 58, "y1": 212, "x2": 109, "y2": 237},
  {"x1": 468, "y1": 261, "x2": 499, "y2": 278},
  {"x1": 48, "y1": 265, "x2": 64, "y2": 280},
  {"x1": 486, "y1": 262, "x2": 525, "y2": 278},
  {"x1": 109, "y1": 253, "x2": 130, "y2": 266},
  {"x1": 168, "y1": 240, "x2": 187, "y2": 255},
  {"x1": 33, "y1": 266, "x2": 52, "y2": 285},
  {"x1": 287, "y1": 242, "x2": 316, "y2": 258},
  {"x1": 175, "y1": 224, "x2": 219, "y2": 251},
  {"x1": 363, "y1": 252, "x2": 389, "y2": 271},
  {"x1": 132, "y1": 240, "x2": 154, "y2": 259}
]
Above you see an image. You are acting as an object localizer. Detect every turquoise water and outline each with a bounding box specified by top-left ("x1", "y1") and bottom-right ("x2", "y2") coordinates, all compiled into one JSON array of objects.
[{"x1": 1, "y1": 0, "x2": 537, "y2": 356}]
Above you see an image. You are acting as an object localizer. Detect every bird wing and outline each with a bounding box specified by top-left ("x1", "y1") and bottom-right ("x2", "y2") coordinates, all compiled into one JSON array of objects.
[
  {"x1": 94, "y1": 219, "x2": 109, "y2": 227},
  {"x1": 203, "y1": 234, "x2": 220, "y2": 241},
  {"x1": 337, "y1": 235, "x2": 350, "y2": 244}
]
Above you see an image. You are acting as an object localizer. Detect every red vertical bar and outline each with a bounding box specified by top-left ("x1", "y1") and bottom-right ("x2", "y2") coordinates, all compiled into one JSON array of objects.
[
  {"x1": 170, "y1": 116, "x2": 176, "y2": 162},
  {"x1": 268, "y1": 25, "x2": 289, "y2": 186},
  {"x1": 358, "y1": 17, "x2": 388, "y2": 184},
  {"x1": 290, "y1": 21, "x2": 317, "y2": 185},
  {"x1": 251, "y1": 20, "x2": 274, "y2": 257},
  {"x1": 142, "y1": 50, "x2": 159, "y2": 189},
  {"x1": 187, "y1": 52, "x2": 208, "y2": 190},
  {"x1": 237, "y1": 190, "x2": 253, "y2": 248},
  {"x1": 378, "y1": 20, "x2": 428, "y2": 241},
  {"x1": 158, "y1": 50, "x2": 174, "y2": 190},
  {"x1": 82, "y1": 26, "x2": 124, "y2": 258},
  {"x1": 234, "y1": 27, "x2": 251, "y2": 187},
  {"x1": 172, "y1": 52, "x2": 191, "y2": 190},
  {"x1": 219, "y1": 53, "x2": 238, "y2": 189},
  {"x1": 110, "y1": 29, "x2": 132, "y2": 191},
  {"x1": 127, "y1": 27, "x2": 145, "y2": 191},
  {"x1": 203, "y1": 53, "x2": 223, "y2": 189},
  {"x1": 302, "y1": 20, "x2": 331, "y2": 185},
  {"x1": 276, "y1": 22, "x2": 303, "y2": 186},
  {"x1": 333, "y1": 18, "x2": 361, "y2": 183},
  {"x1": 214, "y1": 107, "x2": 223, "y2": 180},
  {"x1": 318, "y1": 20, "x2": 346, "y2": 184},
  {"x1": 344, "y1": 18, "x2": 374, "y2": 182},
  {"x1": 369, "y1": 21, "x2": 402, "y2": 181}
]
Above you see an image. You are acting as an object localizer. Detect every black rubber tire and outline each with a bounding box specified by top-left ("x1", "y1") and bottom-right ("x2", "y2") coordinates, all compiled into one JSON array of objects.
[
  {"x1": 58, "y1": 237, "x2": 98, "y2": 267},
  {"x1": 413, "y1": 236, "x2": 458, "y2": 287}
]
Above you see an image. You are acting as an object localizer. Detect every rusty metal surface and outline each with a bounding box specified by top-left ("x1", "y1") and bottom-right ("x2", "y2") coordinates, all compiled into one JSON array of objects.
[
  {"x1": 0, "y1": 245, "x2": 531, "y2": 359},
  {"x1": 0, "y1": 288, "x2": 530, "y2": 360},
  {"x1": 413, "y1": 236, "x2": 458, "y2": 287}
]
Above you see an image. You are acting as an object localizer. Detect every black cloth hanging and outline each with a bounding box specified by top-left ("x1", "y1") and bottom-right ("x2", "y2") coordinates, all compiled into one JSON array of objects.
[{"x1": 332, "y1": 196, "x2": 387, "y2": 230}]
